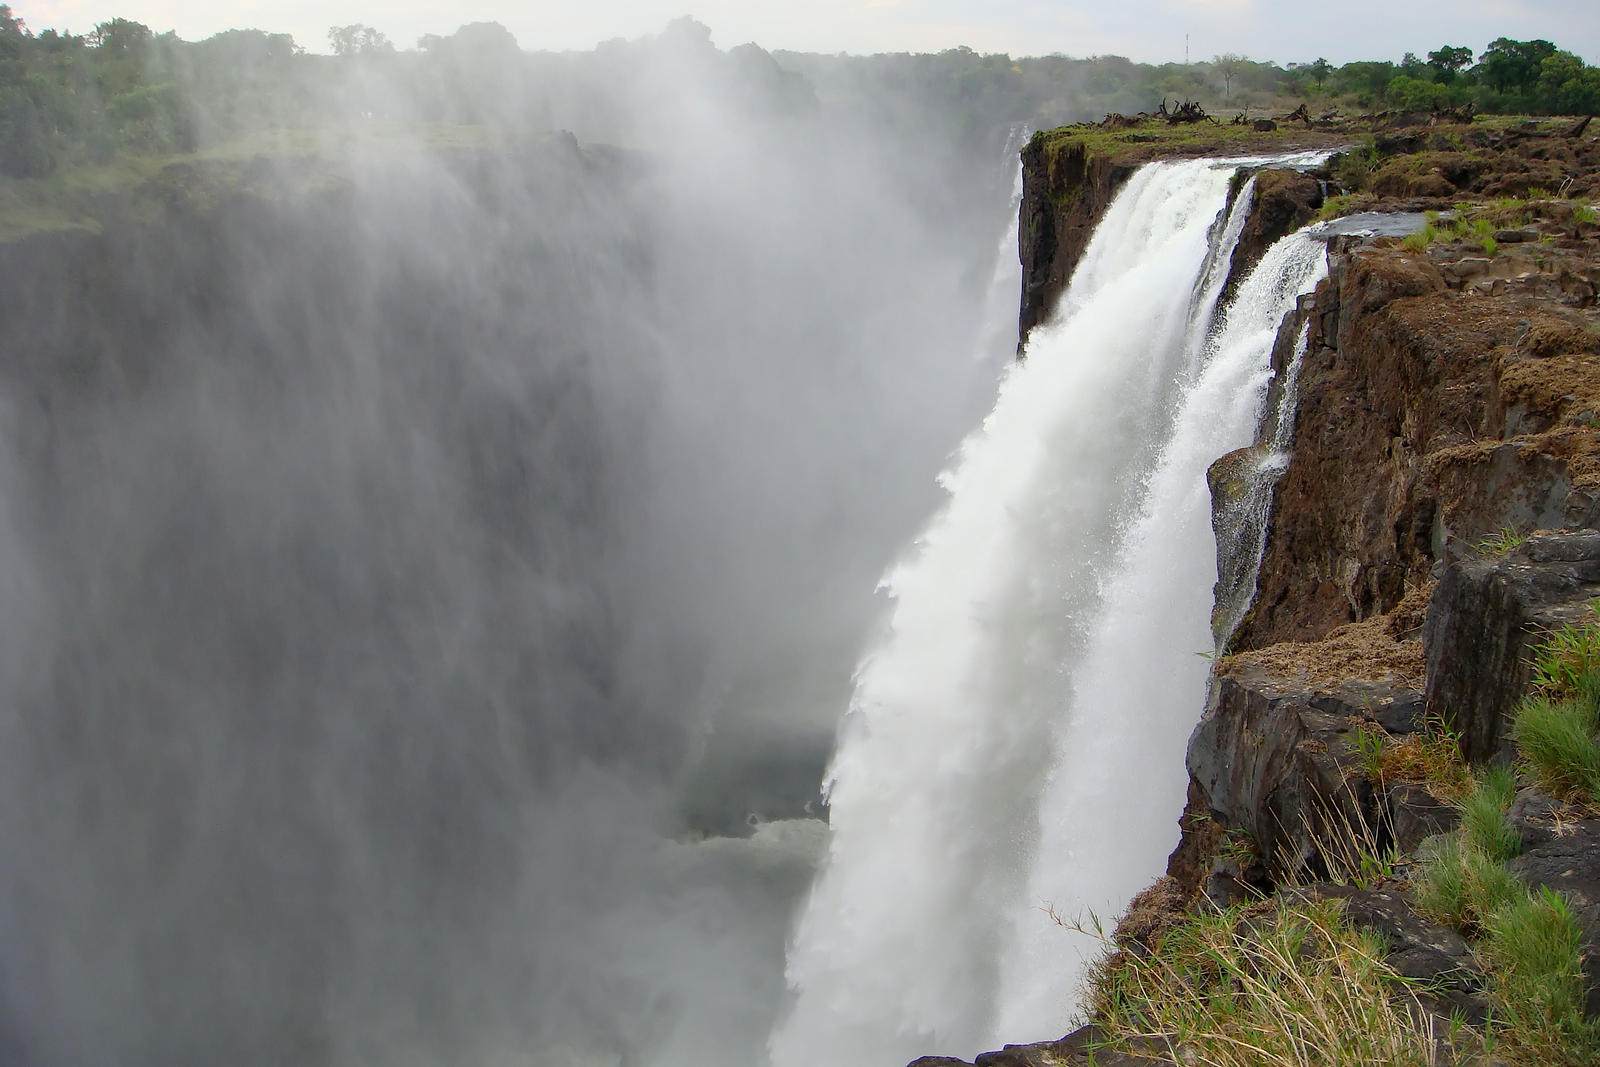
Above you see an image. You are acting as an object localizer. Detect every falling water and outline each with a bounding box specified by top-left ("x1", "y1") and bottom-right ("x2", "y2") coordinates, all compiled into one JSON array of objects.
[
  {"x1": 990, "y1": 227, "x2": 1329, "y2": 1043},
  {"x1": 769, "y1": 155, "x2": 1326, "y2": 1067}
]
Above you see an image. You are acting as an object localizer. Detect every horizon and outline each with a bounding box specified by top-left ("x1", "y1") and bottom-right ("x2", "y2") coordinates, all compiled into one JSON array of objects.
[{"x1": 11, "y1": 1, "x2": 1600, "y2": 67}]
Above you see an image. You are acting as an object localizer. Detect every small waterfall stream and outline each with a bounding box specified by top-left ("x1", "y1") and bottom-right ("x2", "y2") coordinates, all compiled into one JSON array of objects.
[{"x1": 771, "y1": 154, "x2": 1331, "y2": 1066}]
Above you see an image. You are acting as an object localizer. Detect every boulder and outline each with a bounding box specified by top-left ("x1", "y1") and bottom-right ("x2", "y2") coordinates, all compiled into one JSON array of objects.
[
  {"x1": 1423, "y1": 531, "x2": 1600, "y2": 763},
  {"x1": 1187, "y1": 663, "x2": 1386, "y2": 878}
]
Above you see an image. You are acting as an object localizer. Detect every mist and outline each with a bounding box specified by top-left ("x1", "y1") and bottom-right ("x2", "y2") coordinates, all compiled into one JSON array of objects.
[{"x1": 0, "y1": 17, "x2": 1024, "y2": 1067}]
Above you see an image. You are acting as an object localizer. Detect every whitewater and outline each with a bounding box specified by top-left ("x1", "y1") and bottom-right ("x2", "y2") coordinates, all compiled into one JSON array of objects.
[{"x1": 771, "y1": 152, "x2": 1330, "y2": 1066}]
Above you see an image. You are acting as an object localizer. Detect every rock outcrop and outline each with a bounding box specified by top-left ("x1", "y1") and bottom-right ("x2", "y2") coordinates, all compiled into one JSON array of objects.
[{"x1": 1425, "y1": 532, "x2": 1600, "y2": 762}]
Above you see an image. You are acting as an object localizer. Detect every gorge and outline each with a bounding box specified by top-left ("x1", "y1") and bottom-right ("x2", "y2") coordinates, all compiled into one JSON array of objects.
[{"x1": 1, "y1": 36, "x2": 1599, "y2": 1067}]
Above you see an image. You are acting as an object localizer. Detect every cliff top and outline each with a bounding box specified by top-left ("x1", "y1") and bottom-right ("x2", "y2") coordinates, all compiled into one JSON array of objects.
[{"x1": 1026, "y1": 111, "x2": 1593, "y2": 171}]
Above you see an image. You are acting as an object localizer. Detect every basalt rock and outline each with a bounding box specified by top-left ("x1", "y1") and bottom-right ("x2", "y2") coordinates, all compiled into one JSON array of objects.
[
  {"x1": 907, "y1": 1026, "x2": 1171, "y2": 1067},
  {"x1": 1423, "y1": 531, "x2": 1600, "y2": 763},
  {"x1": 1017, "y1": 136, "x2": 1135, "y2": 344},
  {"x1": 1185, "y1": 659, "x2": 1422, "y2": 883}
]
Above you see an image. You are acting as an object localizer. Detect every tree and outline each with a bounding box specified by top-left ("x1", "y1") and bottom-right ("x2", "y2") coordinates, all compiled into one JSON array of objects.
[
  {"x1": 327, "y1": 24, "x2": 393, "y2": 57},
  {"x1": 1335, "y1": 60, "x2": 1396, "y2": 104},
  {"x1": 1475, "y1": 37, "x2": 1555, "y2": 93},
  {"x1": 1387, "y1": 74, "x2": 1445, "y2": 111},
  {"x1": 1213, "y1": 52, "x2": 1245, "y2": 99},
  {"x1": 1309, "y1": 57, "x2": 1331, "y2": 90},
  {"x1": 89, "y1": 18, "x2": 152, "y2": 55},
  {"x1": 1426, "y1": 45, "x2": 1473, "y2": 84},
  {"x1": 1536, "y1": 50, "x2": 1600, "y2": 115}
]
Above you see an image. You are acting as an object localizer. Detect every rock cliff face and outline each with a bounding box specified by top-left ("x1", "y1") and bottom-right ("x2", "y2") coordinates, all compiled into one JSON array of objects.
[
  {"x1": 1229, "y1": 228, "x2": 1600, "y2": 653},
  {"x1": 1016, "y1": 135, "x2": 1134, "y2": 342},
  {"x1": 1175, "y1": 126, "x2": 1600, "y2": 931}
]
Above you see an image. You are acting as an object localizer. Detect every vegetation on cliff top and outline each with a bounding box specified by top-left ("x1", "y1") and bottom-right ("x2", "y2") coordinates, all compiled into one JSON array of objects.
[{"x1": 1083, "y1": 617, "x2": 1600, "y2": 1066}]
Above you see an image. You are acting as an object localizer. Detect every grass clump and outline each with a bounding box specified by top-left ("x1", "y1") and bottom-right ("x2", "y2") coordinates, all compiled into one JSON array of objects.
[
  {"x1": 1412, "y1": 833, "x2": 1523, "y2": 933},
  {"x1": 1461, "y1": 765, "x2": 1521, "y2": 863},
  {"x1": 1513, "y1": 695, "x2": 1600, "y2": 805},
  {"x1": 1478, "y1": 525, "x2": 1529, "y2": 556},
  {"x1": 1529, "y1": 610, "x2": 1600, "y2": 700},
  {"x1": 1481, "y1": 888, "x2": 1600, "y2": 1066},
  {"x1": 1514, "y1": 609, "x2": 1600, "y2": 807},
  {"x1": 1371, "y1": 718, "x2": 1474, "y2": 802},
  {"x1": 1318, "y1": 191, "x2": 1378, "y2": 221},
  {"x1": 1088, "y1": 897, "x2": 1448, "y2": 1066},
  {"x1": 1402, "y1": 225, "x2": 1436, "y2": 253}
]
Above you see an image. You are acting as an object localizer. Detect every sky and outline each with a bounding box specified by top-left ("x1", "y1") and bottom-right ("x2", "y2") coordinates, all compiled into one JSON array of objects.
[{"x1": 12, "y1": 0, "x2": 1600, "y2": 65}]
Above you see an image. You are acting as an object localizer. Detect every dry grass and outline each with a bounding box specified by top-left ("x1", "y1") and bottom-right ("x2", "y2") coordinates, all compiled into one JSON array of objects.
[
  {"x1": 1371, "y1": 728, "x2": 1475, "y2": 803},
  {"x1": 1085, "y1": 896, "x2": 1457, "y2": 1067}
]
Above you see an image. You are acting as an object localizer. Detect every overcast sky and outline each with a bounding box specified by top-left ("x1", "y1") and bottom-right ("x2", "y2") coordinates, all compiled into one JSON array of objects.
[{"x1": 14, "y1": 0, "x2": 1600, "y2": 65}]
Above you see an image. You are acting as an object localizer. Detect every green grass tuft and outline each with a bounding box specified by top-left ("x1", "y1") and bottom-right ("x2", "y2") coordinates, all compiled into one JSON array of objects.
[
  {"x1": 1478, "y1": 525, "x2": 1529, "y2": 556},
  {"x1": 1461, "y1": 765, "x2": 1521, "y2": 863},
  {"x1": 1481, "y1": 888, "x2": 1600, "y2": 1066},
  {"x1": 1530, "y1": 609, "x2": 1600, "y2": 699},
  {"x1": 1513, "y1": 695, "x2": 1600, "y2": 805},
  {"x1": 1412, "y1": 834, "x2": 1523, "y2": 933}
]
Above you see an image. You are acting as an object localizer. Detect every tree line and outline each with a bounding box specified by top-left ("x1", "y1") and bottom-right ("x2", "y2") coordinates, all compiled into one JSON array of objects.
[{"x1": 2, "y1": 3, "x2": 1597, "y2": 181}]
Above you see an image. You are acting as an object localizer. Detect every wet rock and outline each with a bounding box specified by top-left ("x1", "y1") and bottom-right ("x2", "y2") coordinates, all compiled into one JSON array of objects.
[
  {"x1": 1017, "y1": 138, "x2": 1136, "y2": 345},
  {"x1": 1224, "y1": 169, "x2": 1323, "y2": 302}
]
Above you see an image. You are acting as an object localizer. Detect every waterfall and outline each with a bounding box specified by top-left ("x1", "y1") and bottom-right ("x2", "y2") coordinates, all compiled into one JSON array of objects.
[
  {"x1": 769, "y1": 154, "x2": 1331, "y2": 1067},
  {"x1": 990, "y1": 227, "x2": 1329, "y2": 1043}
]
